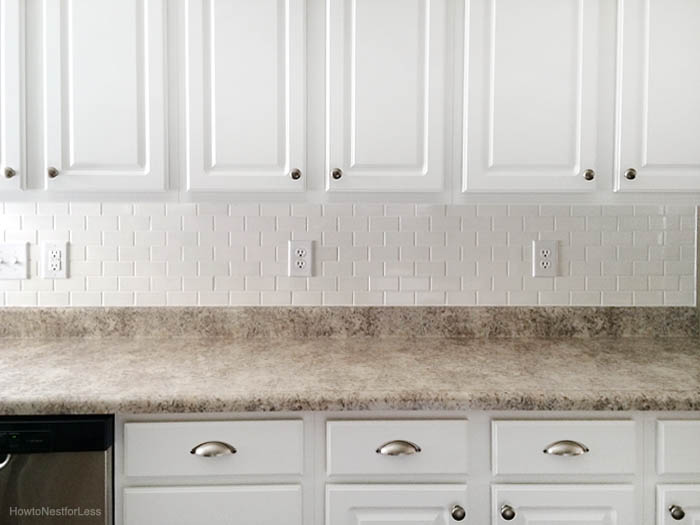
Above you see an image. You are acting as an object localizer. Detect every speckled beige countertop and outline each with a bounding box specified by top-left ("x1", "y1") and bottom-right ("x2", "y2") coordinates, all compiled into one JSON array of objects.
[{"x1": 1, "y1": 336, "x2": 699, "y2": 414}]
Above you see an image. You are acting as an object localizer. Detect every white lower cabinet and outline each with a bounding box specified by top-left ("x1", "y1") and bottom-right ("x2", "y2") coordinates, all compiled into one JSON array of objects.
[
  {"x1": 492, "y1": 485, "x2": 635, "y2": 525},
  {"x1": 658, "y1": 486, "x2": 700, "y2": 524},
  {"x1": 123, "y1": 485, "x2": 302, "y2": 525},
  {"x1": 327, "y1": 485, "x2": 468, "y2": 525}
]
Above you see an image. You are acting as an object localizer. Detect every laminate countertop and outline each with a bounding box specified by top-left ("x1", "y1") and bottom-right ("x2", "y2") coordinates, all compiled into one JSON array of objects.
[{"x1": 0, "y1": 336, "x2": 698, "y2": 414}]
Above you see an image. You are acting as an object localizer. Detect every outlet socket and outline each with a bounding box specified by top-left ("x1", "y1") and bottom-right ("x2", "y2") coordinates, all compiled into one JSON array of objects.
[
  {"x1": 42, "y1": 242, "x2": 69, "y2": 279},
  {"x1": 532, "y1": 240, "x2": 558, "y2": 277},
  {"x1": 288, "y1": 240, "x2": 312, "y2": 277}
]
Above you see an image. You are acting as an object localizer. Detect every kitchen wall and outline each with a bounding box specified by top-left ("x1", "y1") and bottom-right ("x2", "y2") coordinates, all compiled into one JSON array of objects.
[{"x1": 0, "y1": 202, "x2": 695, "y2": 307}]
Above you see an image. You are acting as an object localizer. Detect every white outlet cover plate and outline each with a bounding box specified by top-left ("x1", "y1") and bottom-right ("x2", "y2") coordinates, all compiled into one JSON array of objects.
[
  {"x1": 41, "y1": 241, "x2": 68, "y2": 279},
  {"x1": 532, "y1": 240, "x2": 558, "y2": 277},
  {"x1": 288, "y1": 240, "x2": 312, "y2": 277},
  {"x1": 0, "y1": 243, "x2": 29, "y2": 280}
]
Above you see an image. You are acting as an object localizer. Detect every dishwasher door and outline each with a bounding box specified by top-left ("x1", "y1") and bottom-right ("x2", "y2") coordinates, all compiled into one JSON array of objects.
[{"x1": 0, "y1": 416, "x2": 113, "y2": 525}]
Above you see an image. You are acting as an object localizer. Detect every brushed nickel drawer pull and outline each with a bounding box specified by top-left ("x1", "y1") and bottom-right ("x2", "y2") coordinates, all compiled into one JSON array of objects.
[
  {"x1": 376, "y1": 440, "x2": 421, "y2": 456},
  {"x1": 190, "y1": 441, "x2": 237, "y2": 457},
  {"x1": 543, "y1": 440, "x2": 590, "y2": 456}
]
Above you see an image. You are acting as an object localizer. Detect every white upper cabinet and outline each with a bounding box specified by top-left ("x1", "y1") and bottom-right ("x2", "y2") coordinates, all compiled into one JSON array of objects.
[
  {"x1": 326, "y1": 0, "x2": 447, "y2": 192},
  {"x1": 616, "y1": 0, "x2": 700, "y2": 192},
  {"x1": 464, "y1": 0, "x2": 601, "y2": 192},
  {"x1": 43, "y1": 0, "x2": 166, "y2": 191},
  {"x1": 0, "y1": 0, "x2": 23, "y2": 191},
  {"x1": 185, "y1": 0, "x2": 306, "y2": 192}
]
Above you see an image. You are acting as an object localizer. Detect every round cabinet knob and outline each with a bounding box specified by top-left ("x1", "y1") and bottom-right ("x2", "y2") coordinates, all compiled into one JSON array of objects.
[
  {"x1": 450, "y1": 505, "x2": 466, "y2": 522},
  {"x1": 624, "y1": 168, "x2": 637, "y2": 180},
  {"x1": 47, "y1": 167, "x2": 59, "y2": 179},
  {"x1": 500, "y1": 504, "x2": 516, "y2": 521},
  {"x1": 290, "y1": 169, "x2": 302, "y2": 180},
  {"x1": 4, "y1": 167, "x2": 16, "y2": 179},
  {"x1": 669, "y1": 505, "x2": 686, "y2": 520},
  {"x1": 331, "y1": 168, "x2": 343, "y2": 180},
  {"x1": 583, "y1": 169, "x2": 595, "y2": 181}
]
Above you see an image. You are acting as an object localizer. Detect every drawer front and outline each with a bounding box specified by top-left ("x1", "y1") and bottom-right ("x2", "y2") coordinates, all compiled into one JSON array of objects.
[
  {"x1": 124, "y1": 485, "x2": 301, "y2": 525},
  {"x1": 124, "y1": 420, "x2": 303, "y2": 477},
  {"x1": 326, "y1": 420, "x2": 468, "y2": 476},
  {"x1": 658, "y1": 421, "x2": 700, "y2": 474},
  {"x1": 492, "y1": 420, "x2": 636, "y2": 475}
]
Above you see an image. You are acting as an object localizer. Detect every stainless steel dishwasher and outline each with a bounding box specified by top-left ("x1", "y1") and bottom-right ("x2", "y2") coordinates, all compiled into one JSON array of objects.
[{"x1": 0, "y1": 415, "x2": 113, "y2": 524}]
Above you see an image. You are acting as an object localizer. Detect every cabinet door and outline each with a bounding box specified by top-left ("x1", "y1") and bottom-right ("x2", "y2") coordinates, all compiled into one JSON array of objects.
[
  {"x1": 0, "y1": 0, "x2": 23, "y2": 191},
  {"x1": 124, "y1": 485, "x2": 301, "y2": 525},
  {"x1": 616, "y1": 0, "x2": 700, "y2": 191},
  {"x1": 658, "y1": 485, "x2": 700, "y2": 524},
  {"x1": 326, "y1": 0, "x2": 447, "y2": 192},
  {"x1": 492, "y1": 485, "x2": 635, "y2": 525},
  {"x1": 464, "y1": 0, "x2": 600, "y2": 192},
  {"x1": 327, "y1": 485, "x2": 467, "y2": 525},
  {"x1": 43, "y1": 0, "x2": 166, "y2": 191},
  {"x1": 185, "y1": 0, "x2": 306, "y2": 192}
]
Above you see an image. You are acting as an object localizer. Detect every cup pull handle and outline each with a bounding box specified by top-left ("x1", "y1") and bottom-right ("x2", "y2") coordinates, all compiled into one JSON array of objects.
[
  {"x1": 190, "y1": 441, "x2": 237, "y2": 457},
  {"x1": 543, "y1": 440, "x2": 590, "y2": 456},
  {"x1": 376, "y1": 440, "x2": 421, "y2": 456}
]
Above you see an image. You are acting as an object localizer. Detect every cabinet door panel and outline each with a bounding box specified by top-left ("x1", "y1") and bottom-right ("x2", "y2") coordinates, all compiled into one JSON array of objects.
[
  {"x1": 124, "y1": 485, "x2": 301, "y2": 525},
  {"x1": 492, "y1": 485, "x2": 635, "y2": 525},
  {"x1": 185, "y1": 0, "x2": 305, "y2": 191},
  {"x1": 617, "y1": 0, "x2": 700, "y2": 191},
  {"x1": 327, "y1": 485, "x2": 467, "y2": 525},
  {"x1": 0, "y1": 0, "x2": 23, "y2": 190},
  {"x1": 44, "y1": 0, "x2": 166, "y2": 191},
  {"x1": 327, "y1": 0, "x2": 447, "y2": 192},
  {"x1": 464, "y1": 0, "x2": 600, "y2": 192},
  {"x1": 658, "y1": 486, "x2": 700, "y2": 525}
]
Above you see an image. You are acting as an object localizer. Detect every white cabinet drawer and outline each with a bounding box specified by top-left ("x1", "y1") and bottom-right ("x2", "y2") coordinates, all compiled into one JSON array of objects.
[
  {"x1": 124, "y1": 485, "x2": 301, "y2": 525},
  {"x1": 124, "y1": 420, "x2": 303, "y2": 477},
  {"x1": 658, "y1": 421, "x2": 700, "y2": 474},
  {"x1": 326, "y1": 420, "x2": 468, "y2": 476},
  {"x1": 492, "y1": 420, "x2": 636, "y2": 475}
]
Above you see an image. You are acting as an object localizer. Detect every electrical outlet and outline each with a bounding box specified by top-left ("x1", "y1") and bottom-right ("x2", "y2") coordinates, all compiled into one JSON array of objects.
[
  {"x1": 42, "y1": 242, "x2": 68, "y2": 279},
  {"x1": 0, "y1": 243, "x2": 29, "y2": 280},
  {"x1": 288, "y1": 240, "x2": 312, "y2": 277},
  {"x1": 532, "y1": 240, "x2": 558, "y2": 277}
]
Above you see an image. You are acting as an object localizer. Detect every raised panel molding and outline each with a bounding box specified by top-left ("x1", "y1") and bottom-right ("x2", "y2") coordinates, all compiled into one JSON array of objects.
[
  {"x1": 0, "y1": 0, "x2": 24, "y2": 191},
  {"x1": 492, "y1": 485, "x2": 635, "y2": 525},
  {"x1": 185, "y1": 0, "x2": 306, "y2": 191},
  {"x1": 464, "y1": 0, "x2": 600, "y2": 192},
  {"x1": 616, "y1": 0, "x2": 700, "y2": 191},
  {"x1": 326, "y1": 0, "x2": 447, "y2": 192},
  {"x1": 43, "y1": 0, "x2": 166, "y2": 191}
]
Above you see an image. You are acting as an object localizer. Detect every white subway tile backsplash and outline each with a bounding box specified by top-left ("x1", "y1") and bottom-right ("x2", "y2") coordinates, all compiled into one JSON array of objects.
[{"x1": 0, "y1": 203, "x2": 694, "y2": 307}]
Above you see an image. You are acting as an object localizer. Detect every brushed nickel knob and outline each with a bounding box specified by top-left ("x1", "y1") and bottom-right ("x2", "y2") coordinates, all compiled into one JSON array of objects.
[
  {"x1": 290, "y1": 168, "x2": 302, "y2": 180},
  {"x1": 624, "y1": 168, "x2": 637, "y2": 180},
  {"x1": 450, "y1": 505, "x2": 466, "y2": 522},
  {"x1": 583, "y1": 169, "x2": 595, "y2": 181},
  {"x1": 500, "y1": 504, "x2": 516, "y2": 521},
  {"x1": 669, "y1": 505, "x2": 686, "y2": 520},
  {"x1": 47, "y1": 167, "x2": 59, "y2": 179},
  {"x1": 331, "y1": 168, "x2": 343, "y2": 180},
  {"x1": 4, "y1": 167, "x2": 16, "y2": 179}
]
